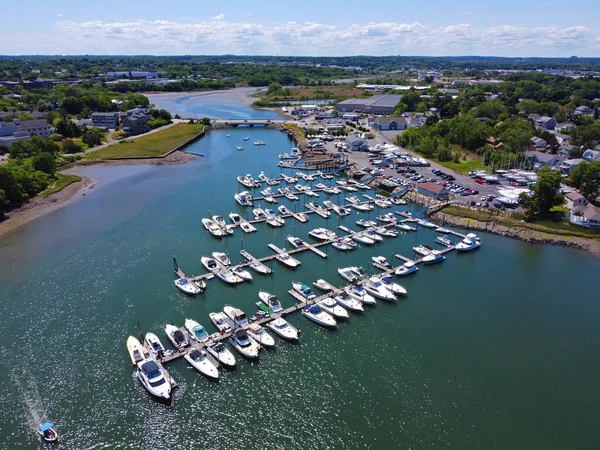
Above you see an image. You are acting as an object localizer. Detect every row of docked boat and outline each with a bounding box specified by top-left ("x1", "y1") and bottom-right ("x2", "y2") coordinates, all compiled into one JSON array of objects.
[{"x1": 201, "y1": 252, "x2": 253, "y2": 284}]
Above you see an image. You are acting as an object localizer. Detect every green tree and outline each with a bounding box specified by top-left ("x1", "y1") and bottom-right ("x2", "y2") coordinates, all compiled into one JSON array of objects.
[
  {"x1": 569, "y1": 161, "x2": 600, "y2": 200},
  {"x1": 200, "y1": 117, "x2": 211, "y2": 126},
  {"x1": 32, "y1": 152, "x2": 57, "y2": 174},
  {"x1": 525, "y1": 167, "x2": 563, "y2": 216},
  {"x1": 82, "y1": 127, "x2": 104, "y2": 147}
]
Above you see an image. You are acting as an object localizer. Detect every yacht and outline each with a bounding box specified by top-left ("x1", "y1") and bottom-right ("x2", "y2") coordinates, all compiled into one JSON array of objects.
[
  {"x1": 212, "y1": 252, "x2": 231, "y2": 266},
  {"x1": 422, "y1": 251, "x2": 446, "y2": 265},
  {"x1": 212, "y1": 215, "x2": 227, "y2": 229},
  {"x1": 313, "y1": 279, "x2": 336, "y2": 292},
  {"x1": 342, "y1": 237, "x2": 357, "y2": 248},
  {"x1": 318, "y1": 297, "x2": 349, "y2": 319},
  {"x1": 374, "y1": 199, "x2": 392, "y2": 208},
  {"x1": 435, "y1": 227, "x2": 452, "y2": 234},
  {"x1": 456, "y1": 234, "x2": 481, "y2": 252},
  {"x1": 371, "y1": 256, "x2": 393, "y2": 271},
  {"x1": 351, "y1": 232, "x2": 375, "y2": 245},
  {"x1": 417, "y1": 219, "x2": 438, "y2": 229},
  {"x1": 332, "y1": 204, "x2": 351, "y2": 216},
  {"x1": 254, "y1": 141, "x2": 266, "y2": 146},
  {"x1": 332, "y1": 239, "x2": 353, "y2": 251},
  {"x1": 244, "y1": 137, "x2": 250, "y2": 141},
  {"x1": 236, "y1": 146, "x2": 243, "y2": 151},
  {"x1": 237, "y1": 174, "x2": 258, "y2": 188},
  {"x1": 390, "y1": 197, "x2": 407, "y2": 205},
  {"x1": 287, "y1": 235, "x2": 308, "y2": 249},
  {"x1": 395, "y1": 260, "x2": 419, "y2": 276},
  {"x1": 364, "y1": 277, "x2": 396, "y2": 301},
  {"x1": 413, "y1": 245, "x2": 431, "y2": 257},
  {"x1": 364, "y1": 229, "x2": 383, "y2": 242},
  {"x1": 305, "y1": 188, "x2": 320, "y2": 198},
  {"x1": 165, "y1": 324, "x2": 189, "y2": 349},
  {"x1": 373, "y1": 227, "x2": 398, "y2": 237},
  {"x1": 206, "y1": 342, "x2": 236, "y2": 368},
  {"x1": 209, "y1": 312, "x2": 231, "y2": 332},
  {"x1": 266, "y1": 318, "x2": 299, "y2": 341},
  {"x1": 229, "y1": 213, "x2": 242, "y2": 224},
  {"x1": 355, "y1": 183, "x2": 372, "y2": 190},
  {"x1": 315, "y1": 183, "x2": 327, "y2": 190},
  {"x1": 266, "y1": 214, "x2": 283, "y2": 227},
  {"x1": 144, "y1": 332, "x2": 166, "y2": 359},
  {"x1": 306, "y1": 202, "x2": 329, "y2": 218},
  {"x1": 246, "y1": 324, "x2": 275, "y2": 348},
  {"x1": 261, "y1": 186, "x2": 275, "y2": 197},
  {"x1": 185, "y1": 319, "x2": 210, "y2": 343},
  {"x1": 275, "y1": 251, "x2": 301, "y2": 268},
  {"x1": 232, "y1": 265, "x2": 253, "y2": 281},
  {"x1": 265, "y1": 209, "x2": 285, "y2": 226},
  {"x1": 302, "y1": 304, "x2": 337, "y2": 328},
  {"x1": 174, "y1": 277, "x2": 203, "y2": 295},
  {"x1": 286, "y1": 192, "x2": 299, "y2": 201},
  {"x1": 229, "y1": 329, "x2": 260, "y2": 359},
  {"x1": 356, "y1": 219, "x2": 377, "y2": 228},
  {"x1": 323, "y1": 186, "x2": 341, "y2": 195},
  {"x1": 240, "y1": 221, "x2": 257, "y2": 233},
  {"x1": 379, "y1": 275, "x2": 407, "y2": 295},
  {"x1": 296, "y1": 212, "x2": 310, "y2": 222},
  {"x1": 240, "y1": 250, "x2": 271, "y2": 274},
  {"x1": 294, "y1": 184, "x2": 306, "y2": 192},
  {"x1": 395, "y1": 223, "x2": 416, "y2": 232},
  {"x1": 258, "y1": 291, "x2": 284, "y2": 313},
  {"x1": 333, "y1": 291, "x2": 364, "y2": 312},
  {"x1": 264, "y1": 194, "x2": 278, "y2": 204},
  {"x1": 281, "y1": 174, "x2": 298, "y2": 183},
  {"x1": 376, "y1": 213, "x2": 396, "y2": 223},
  {"x1": 336, "y1": 181, "x2": 358, "y2": 192},
  {"x1": 292, "y1": 282, "x2": 316, "y2": 300},
  {"x1": 353, "y1": 203, "x2": 373, "y2": 212},
  {"x1": 349, "y1": 266, "x2": 369, "y2": 279},
  {"x1": 345, "y1": 285, "x2": 376, "y2": 305},
  {"x1": 216, "y1": 268, "x2": 243, "y2": 284},
  {"x1": 201, "y1": 218, "x2": 225, "y2": 238},
  {"x1": 253, "y1": 207, "x2": 267, "y2": 220},
  {"x1": 278, "y1": 205, "x2": 292, "y2": 215},
  {"x1": 127, "y1": 336, "x2": 145, "y2": 365},
  {"x1": 436, "y1": 236, "x2": 454, "y2": 247},
  {"x1": 345, "y1": 196, "x2": 361, "y2": 205},
  {"x1": 185, "y1": 348, "x2": 219, "y2": 380},
  {"x1": 136, "y1": 359, "x2": 171, "y2": 400},
  {"x1": 308, "y1": 228, "x2": 336, "y2": 241},
  {"x1": 234, "y1": 191, "x2": 253, "y2": 207},
  {"x1": 338, "y1": 267, "x2": 358, "y2": 283},
  {"x1": 223, "y1": 305, "x2": 249, "y2": 328}
]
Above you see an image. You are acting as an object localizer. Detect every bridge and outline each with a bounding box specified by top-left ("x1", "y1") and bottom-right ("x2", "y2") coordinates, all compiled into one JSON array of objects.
[{"x1": 212, "y1": 119, "x2": 296, "y2": 127}]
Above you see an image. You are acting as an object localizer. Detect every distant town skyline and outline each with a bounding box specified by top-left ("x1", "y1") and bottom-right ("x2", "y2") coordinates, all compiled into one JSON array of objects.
[{"x1": 2, "y1": 0, "x2": 599, "y2": 57}]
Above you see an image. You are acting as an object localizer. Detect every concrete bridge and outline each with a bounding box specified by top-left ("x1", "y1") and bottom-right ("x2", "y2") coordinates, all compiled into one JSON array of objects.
[{"x1": 211, "y1": 119, "x2": 296, "y2": 127}]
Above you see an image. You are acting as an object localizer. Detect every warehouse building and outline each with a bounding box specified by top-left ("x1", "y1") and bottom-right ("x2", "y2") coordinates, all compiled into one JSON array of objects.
[{"x1": 336, "y1": 94, "x2": 402, "y2": 115}]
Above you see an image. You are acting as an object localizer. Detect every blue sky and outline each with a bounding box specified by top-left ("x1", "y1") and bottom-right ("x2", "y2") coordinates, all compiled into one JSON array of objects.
[{"x1": 2, "y1": 0, "x2": 599, "y2": 56}]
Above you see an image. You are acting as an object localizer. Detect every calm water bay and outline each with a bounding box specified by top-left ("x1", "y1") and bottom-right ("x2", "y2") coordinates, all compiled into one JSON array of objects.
[{"x1": 1, "y1": 128, "x2": 599, "y2": 449}]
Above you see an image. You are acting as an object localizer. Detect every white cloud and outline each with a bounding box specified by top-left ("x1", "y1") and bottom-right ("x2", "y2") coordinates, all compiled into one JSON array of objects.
[
  {"x1": 57, "y1": 13, "x2": 63, "y2": 17},
  {"x1": 29, "y1": 19, "x2": 600, "y2": 56}
]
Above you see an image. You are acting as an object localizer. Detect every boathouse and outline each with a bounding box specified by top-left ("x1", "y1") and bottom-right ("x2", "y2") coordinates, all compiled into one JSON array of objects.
[{"x1": 417, "y1": 182, "x2": 449, "y2": 200}]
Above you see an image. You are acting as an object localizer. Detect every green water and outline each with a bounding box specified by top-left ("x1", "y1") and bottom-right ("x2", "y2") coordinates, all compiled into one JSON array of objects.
[{"x1": 1, "y1": 128, "x2": 599, "y2": 449}]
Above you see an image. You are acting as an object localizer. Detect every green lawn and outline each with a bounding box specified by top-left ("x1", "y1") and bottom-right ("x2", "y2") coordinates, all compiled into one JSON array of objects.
[
  {"x1": 436, "y1": 159, "x2": 482, "y2": 175},
  {"x1": 85, "y1": 124, "x2": 204, "y2": 159},
  {"x1": 42, "y1": 174, "x2": 82, "y2": 198}
]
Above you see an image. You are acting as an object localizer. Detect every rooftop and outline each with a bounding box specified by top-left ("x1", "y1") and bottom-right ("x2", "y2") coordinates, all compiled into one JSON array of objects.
[{"x1": 419, "y1": 182, "x2": 446, "y2": 193}]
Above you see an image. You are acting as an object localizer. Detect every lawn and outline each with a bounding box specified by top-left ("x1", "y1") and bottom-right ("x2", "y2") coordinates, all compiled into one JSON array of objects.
[
  {"x1": 283, "y1": 123, "x2": 306, "y2": 139},
  {"x1": 42, "y1": 174, "x2": 82, "y2": 198},
  {"x1": 437, "y1": 158, "x2": 482, "y2": 175},
  {"x1": 85, "y1": 124, "x2": 204, "y2": 159}
]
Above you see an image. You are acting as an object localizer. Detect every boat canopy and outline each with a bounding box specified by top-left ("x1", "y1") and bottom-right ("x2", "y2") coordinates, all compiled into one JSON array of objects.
[
  {"x1": 141, "y1": 360, "x2": 161, "y2": 378},
  {"x1": 173, "y1": 330, "x2": 185, "y2": 344},
  {"x1": 235, "y1": 329, "x2": 249, "y2": 340},
  {"x1": 189, "y1": 349, "x2": 203, "y2": 360},
  {"x1": 39, "y1": 423, "x2": 54, "y2": 432},
  {"x1": 308, "y1": 305, "x2": 323, "y2": 314}
]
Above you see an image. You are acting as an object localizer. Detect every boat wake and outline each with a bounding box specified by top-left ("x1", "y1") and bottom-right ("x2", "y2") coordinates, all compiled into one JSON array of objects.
[{"x1": 9, "y1": 366, "x2": 47, "y2": 431}]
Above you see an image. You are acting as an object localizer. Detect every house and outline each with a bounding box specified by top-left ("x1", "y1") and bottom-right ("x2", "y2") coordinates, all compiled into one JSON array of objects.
[
  {"x1": 408, "y1": 117, "x2": 426, "y2": 128},
  {"x1": 12, "y1": 119, "x2": 54, "y2": 138},
  {"x1": 571, "y1": 204, "x2": 600, "y2": 228},
  {"x1": 525, "y1": 150, "x2": 562, "y2": 168},
  {"x1": 321, "y1": 118, "x2": 345, "y2": 131},
  {"x1": 122, "y1": 108, "x2": 150, "y2": 135},
  {"x1": 565, "y1": 191, "x2": 589, "y2": 209},
  {"x1": 582, "y1": 149, "x2": 600, "y2": 162},
  {"x1": 372, "y1": 117, "x2": 407, "y2": 131},
  {"x1": 531, "y1": 137, "x2": 547, "y2": 149},
  {"x1": 417, "y1": 182, "x2": 449, "y2": 200},
  {"x1": 535, "y1": 116, "x2": 557, "y2": 131},
  {"x1": 342, "y1": 113, "x2": 361, "y2": 120},
  {"x1": 559, "y1": 158, "x2": 585, "y2": 174},
  {"x1": 91, "y1": 112, "x2": 119, "y2": 130},
  {"x1": 0, "y1": 122, "x2": 18, "y2": 137},
  {"x1": 575, "y1": 105, "x2": 593, "y2": 115},
  {"x1": 346, "y1": 135, "x2": 370, "y2": 151}
]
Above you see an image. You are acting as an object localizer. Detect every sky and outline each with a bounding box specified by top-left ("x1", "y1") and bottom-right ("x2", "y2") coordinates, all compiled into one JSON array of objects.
[{"x1": 2, "y1": 0, "x2": 599, "y2": 57}]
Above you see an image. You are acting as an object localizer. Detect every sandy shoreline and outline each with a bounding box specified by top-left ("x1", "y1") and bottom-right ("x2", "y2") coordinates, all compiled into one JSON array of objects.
[{"x1": 0, "y1": 151, "x2": 198, "y2": 239}]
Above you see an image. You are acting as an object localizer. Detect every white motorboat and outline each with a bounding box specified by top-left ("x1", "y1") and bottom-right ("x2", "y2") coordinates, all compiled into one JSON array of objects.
[
  {"x1": 234, "y1": 191, "x2": 253, "y2": 207},
  {"x1": 286, "y1": 192, "x2": 299, "y2": 201},
  {"x1": 278, "y1": 205, "x2": 291, "y2": 215},
  {"x1": 165, "y1": 324, "x2": 189, "y2": 349},
  {"x1": 390, "y1": 197, "x2": 407, "y2": 205},
  {"x1": 333, "y1": 291, "x2": 364, "y2": 312},
  {"x1": 436, "y1": 236, "x2": 454, "y2": 247},
  {"x1": 417, "y1": 219, "x2": 438, "y2": 229},
  {"x1": 435, "y1": 227, "x2": 452, "y2": 234},
  {"x1": 287, "y1": 235, "x2": 308, "y2": 249},
  {"x1": 144, "y1": 332, "x2": 166, "y2": 359},
  {"x1": 332, "y1": 239, "x2": 352, "y2": 251},
  {"x1": 174, "y1": 277, "x2": 203, "y2": 295},
  {"x1": 202, "y1": 218, "x2": 225, "y2": 237},
  {"x1": 342, "y1": 237, "x2": 357, "y2": 248},
  {"x1": 37, "y1": 423, "x2": 58, "y2": 443},
  {"x1": 364, "y1": 277, "x2": 396, "y2": 301},
  {"x1": 281, "y1": 174, "x2": 298, "y2": 183},
  {"x1": 305, "y1": 188, "x2": 320, "y2": 198},
  {"x1": 258, "y1": 171, "x2": 268, "y2": 182},
  {"x1": 422, "y1": 251, "x2": 446, "y2": 265},
  {"x1": 275, "y1": 251, "x2": 301, "y2": 268},
  {"x1": 297, "y1": 213, "x2": 310, "y2": 222},
  {"x1": 349, "y1": 266, "x2": 369, "y2": 279},
  {"x1": 237, "y1": 174, "x2": 258, "y2": 188},
  {"x1": 266, "y1": 317, "x2": 299, "y2": 341},
  {"x1": 371, "y1": 256, "x2": 393, "y2": 271},
  {"x1": 137, "y1": 359, "x2": 171, "y2": 400},
  {"x1": 294, "y1": 184, "x2": 306, "y2": 192},
  {"x1": 261, "y1": 186, "x2": 274, "y2": 197},
  {"x1": 375, "y1": 199, "x2": 392, "y2": 208},
  {"x1": 338, "y1": 267, "x2": 358, "y2": 283},
  {"x1": 258, "y1": 291, "x2": 284, "y2": 313},
  {"x1": 364, "y1": 229, "x2": 383, "y2": 242},
  {"x1": 395, "y1": 223, "x2": 416, "y2": 232},
  {"x1": 308, "y1": 228, "x2": 336, "y2": 241},
  {"x1": 456, "y1": 233, "x2": 481, "y2": 251},
  {"x1": 206, "y1": 342, "x2": 236, "y2": 368},
  {"x1": 244, "y1": 137, "x2": 250, "y2": 141},
  {"x1": 356, "y1": 219, "x2": 377, "y2": 228},
  {"x1": 184, "y1": 348, "x2": 219, "y2": 379},
  {"x1": 265, "y1": 209, "x2": 285, "y2": 225},
  {"x1": 264, "y1": 194, "x2": 278, "y2": 204},
  {"x1": 373, "y1": 226, "x2": 398, "y2": 237},
  {"x1": 323, "y1": 186, "x2": 341, "y2": 195},
  {"x1": 413, "y1": 245, "x2": 431, "y2": 257},
  {"x1": 352, "y1": 232, "x2": 375, "y2": 245},
  {"x1": 216, "y1": 268, "x2": 243, "y2": 284},
  {"x1": 232, "y1": 265, "x2": 253, "y2": 281},
  {"x1": 253, "y1": 207, "x2": 267, "y2": 220},
  {"x1": 240, "y1": 250, "x2": 271, "y2": 274},
  {"x1": 345, "y1": 285, "x2": 376, "y2": 305},
  {"x1": 127, "y1": 336, "x2": 145, "y2": 365},
  {"x1": 236, "y1": 145, "x2": 243, "y2": 150},
  {"x1": 211, "y1": 252, "x2": 231, "y2": 266},
  {"x1": 332, "y1": 204, "x2": 351, "y2": 216},
  {"x1": 240, "y1": 221, "x2": 257, "y2": 233},
  {"x1": 377, "y1": 213, "x2": 397, "y2": 223},
  {"x1": 247, "y1": 324, "x2": 275, "y2": 348},
  {"x1": 345, "y1": 196, "x2": 361, "y2": 205},
  {"x1": 292, "y1": 282, "x2": 316, "y2": 300},
  {"x1": 306, "y1": 202, "x2": 329, "y2": 218},
  {"x1": 212, "y1": 215, "x2": 227, "y2": 229},
  {"x1": 318, "y1": 297, "x2": 349, "y2": 319},
  {"x1": 353, "y1": 202, "x2": 373, "y2": 212},
  {"x1": 223, "y1": 305, "x2": 249, "y2": 328},
  {"x1": 337, "y1": 182, "x2": 358, "y2": 192},
  {"x1": 209, "y1": 312, "x2": 231, "y2": 332},
  {"x1": 266, "y1": 215, "x2": 283, "y2": 227},
  {"x1": 355, "y1": 183, "x2": 371, "y2": 190},
  {"x1": 229, "y1": 329, "x2": 260, "y2": 359},
  {"x1": 313, "y1": 279, "x2": 336, "y2": 292},
  {"x1": 229, "y1": 213, "x2": 242, "y2": 224},
  {"x1": 302, "y1": 304, "x2": 337, "y2": 328},
  {"x1": 315, "y1": 183, "x2": 327, "y2": 190},
  {"x1": 379, "y1": 275, "x2": 407, "y2": 295},
  {"x1": 185, "y1": 319, "x2": 210, "y2": 343},
  {"x1": 395, "y1": 260, "x2": 419, "y2": 276}
]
